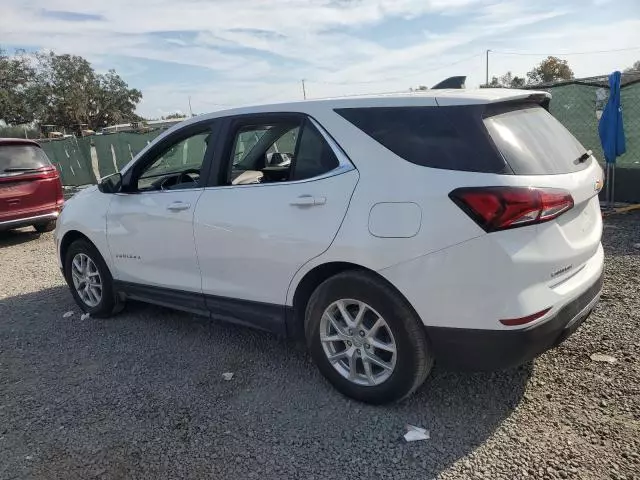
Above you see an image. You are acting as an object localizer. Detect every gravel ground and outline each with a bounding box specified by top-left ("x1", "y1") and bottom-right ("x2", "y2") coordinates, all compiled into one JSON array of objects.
[{"x1": 0, "y1": 213, "x2": 638, "y2": 480}]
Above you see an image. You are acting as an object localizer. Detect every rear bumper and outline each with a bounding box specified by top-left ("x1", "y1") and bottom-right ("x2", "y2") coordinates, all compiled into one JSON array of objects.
[
  {"x1": 426, "y1": 271, "x2": 603, "y2": 370},
  {"x1": 0, "y1": 211, "x2": 59, "y2": 231}
]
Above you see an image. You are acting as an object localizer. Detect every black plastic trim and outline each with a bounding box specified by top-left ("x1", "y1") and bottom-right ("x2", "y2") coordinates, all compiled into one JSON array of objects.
[
  {"x1": 204, "y1": 294, "x2": 287, "y2": 335},
  {"x1": 113, "y1": 280, "x2": 287, "y2": 335},
  {"x1": 114, "y1": 281, "x2": 208, "y2": 316},
  {"x1": 425, "y1": 272, "x2": 604, "y2": 370}
]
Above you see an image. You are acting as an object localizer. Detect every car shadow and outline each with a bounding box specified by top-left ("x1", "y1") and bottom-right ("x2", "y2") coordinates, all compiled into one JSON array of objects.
[
  {"x1": 0, "y1": 228, "x2": 43, "y2": 248},
  {"x1": 1, "y1": 286, "x2": 531, "y2": 479}
]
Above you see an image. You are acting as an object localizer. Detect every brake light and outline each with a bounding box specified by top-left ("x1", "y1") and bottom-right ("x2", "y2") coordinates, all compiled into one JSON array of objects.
[{"x1": 449, "y1": 187, "x2": 574, "y2": 232}]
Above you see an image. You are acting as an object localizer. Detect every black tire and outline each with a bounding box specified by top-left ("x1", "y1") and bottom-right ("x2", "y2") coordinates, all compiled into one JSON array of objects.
[
  {"x1": 305, "y1": 270, "x2": 433, "y2": 404},
  {"x1": 63, "y1": 239, "x2": 122, "y2": 318},
  {"x1": 33, "y1": 220, "x2": 56, "y2": 233}
]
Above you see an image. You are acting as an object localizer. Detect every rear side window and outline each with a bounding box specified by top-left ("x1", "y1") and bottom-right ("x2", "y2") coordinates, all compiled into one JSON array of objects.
[
  {"x1": 291, "y1": 122, "x2": 339, "y2": 181},
  {"x1": 484, "y1": 106, "x2": 588, "y2": 175},
  {"x1": 0, "y1": 145, "x2": 51, "y2": 173},
  {"x1": 335, "y1": 107, "x2": 506, "y2": 173}
]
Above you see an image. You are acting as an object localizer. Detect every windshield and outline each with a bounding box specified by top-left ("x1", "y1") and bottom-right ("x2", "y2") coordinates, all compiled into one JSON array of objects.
[
  {"x1": 484, "y1": 106, "x2": 589, "y2": 175},
  {"x1": 0, "y1": 144, "x2": 52, "y2": 173}
]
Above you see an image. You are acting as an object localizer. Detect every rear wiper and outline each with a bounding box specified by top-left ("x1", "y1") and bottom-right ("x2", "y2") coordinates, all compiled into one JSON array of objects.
[
  {"x1": 575, "y1": 150, "x2": 592, "y2": 164},
  {"x1": 3, "y1": 167, "x2": 42, "y2": 173}
]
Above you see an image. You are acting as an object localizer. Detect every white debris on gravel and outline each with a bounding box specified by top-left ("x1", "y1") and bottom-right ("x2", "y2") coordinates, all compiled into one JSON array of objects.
[
  {"x1": 62, "y1": 311, "x2": 74, "y2": 318},
  {"x1": 80, "y1": 313, "x2": 91, "y2": 321},
  {"x1": 590, "y1": 353, "x2": 617, "y2": 363},
  {"x1": 404, "y1": 425, "x2": 430, "y2": 442},
  {"x1": 222, "y1": 372, "x2": 234, "y2": 381}
]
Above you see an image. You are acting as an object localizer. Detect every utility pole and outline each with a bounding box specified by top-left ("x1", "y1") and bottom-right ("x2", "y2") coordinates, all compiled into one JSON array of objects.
[
  {"x1": 301, "y1": 79, "x2": 307, "y2": 100},
  {"x1": 485, "y1": 49, "x2": 491, "y2": 86},
  {"x1": 188, "y1": 96, "x2": 194, "y2": 117}
]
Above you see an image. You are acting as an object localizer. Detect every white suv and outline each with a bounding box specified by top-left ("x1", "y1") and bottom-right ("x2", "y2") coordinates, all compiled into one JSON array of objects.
[{"x1": 55, "y1": 89, "x2": 604, "y2": 404}]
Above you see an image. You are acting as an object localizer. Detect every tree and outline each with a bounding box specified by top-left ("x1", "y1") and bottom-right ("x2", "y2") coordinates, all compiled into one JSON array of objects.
[
  {"x1": 91, "y1": 69, "x2": 143, "y2": 128},
  {"x1": 163, "y1": 112, "x2": 186, "y2": 120},
  {"x1": 510, "y1": 76, "x2": 526, "y2": 88},
  {"x1": 0, "y1": 49, "x2": 142, "y2": 131},
  {"x1": 526, "y1": 56, "x2": 574, "y2": 85},
  {"x1": 624, "y1": 60, "x2": 640, "y2": 73},
  {"x1": 487, "y1": 71, "x2": 526, "y2": 88},
  {"x1": 0, "y1": 49, "x2": 39, "y2": 125}
]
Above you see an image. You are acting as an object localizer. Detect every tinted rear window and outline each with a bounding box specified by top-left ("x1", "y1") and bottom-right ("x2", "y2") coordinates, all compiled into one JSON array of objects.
[
  {"x1": 0, "y1": 145, "x2": 51, "y2": 172},
  {"x1": 484, "y1": 106, "x2": 589, "y2": 175},
  {"x1": 335, "y1": 106, "x2": 507, "y2": 173}
]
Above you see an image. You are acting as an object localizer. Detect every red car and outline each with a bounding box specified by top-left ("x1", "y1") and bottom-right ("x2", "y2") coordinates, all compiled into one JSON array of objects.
[{"x1": 0, "y1": 138, "x2": 64, "y2": 233}]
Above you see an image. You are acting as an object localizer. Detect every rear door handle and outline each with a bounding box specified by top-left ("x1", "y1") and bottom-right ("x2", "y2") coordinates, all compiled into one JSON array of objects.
[
  {"x1": 290, "y1": 195, "x2": 326, "y2": 207},
  {"x1": 166, "y1": 201, "x2": 191, "y2": 212}
]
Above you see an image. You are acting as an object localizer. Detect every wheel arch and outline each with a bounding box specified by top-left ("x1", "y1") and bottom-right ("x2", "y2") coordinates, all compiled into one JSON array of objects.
[
  {"x1": 288, "y1": 261, "x2": 420, "y2": 339},
  {"x1": 59, "y1": 230, "x2": 95, "y2": 267}
]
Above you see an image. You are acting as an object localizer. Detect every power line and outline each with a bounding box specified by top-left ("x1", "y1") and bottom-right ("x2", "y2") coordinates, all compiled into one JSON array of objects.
[
  {"x1": 306, "y1": 53, "x2": 483, "y2": 86},
  {"x1": 491, "y1": 46, "x2": 640, "y2": 56}
]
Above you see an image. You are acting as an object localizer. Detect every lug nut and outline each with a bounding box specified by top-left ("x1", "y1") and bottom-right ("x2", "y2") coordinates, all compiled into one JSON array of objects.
[
  {"x1": 346, "y1": 341, "x2": 352, "y2": 346},
  {"x1": 359, "y1": 330, "x2": 365, "y2": 337},
  {"x1": 348, "y1": 329, "x2": 353, "y2": 335},
  {"x1": 364, "y1": 344, "x2": 370, "y2": 349}
]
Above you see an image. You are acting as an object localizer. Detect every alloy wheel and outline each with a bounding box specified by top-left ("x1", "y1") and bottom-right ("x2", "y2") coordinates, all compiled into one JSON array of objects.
[
  {"x1": 319, "y1": 299, "x2": 397, "y2": 386},
  {"x1": 71, "y1": 253, "x2": 102, "y2": 307}
]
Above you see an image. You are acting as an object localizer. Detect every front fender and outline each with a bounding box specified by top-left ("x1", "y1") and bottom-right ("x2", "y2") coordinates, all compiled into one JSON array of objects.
[{"x1": 55, "y1": 186, "x2": 113, "y2": 271}]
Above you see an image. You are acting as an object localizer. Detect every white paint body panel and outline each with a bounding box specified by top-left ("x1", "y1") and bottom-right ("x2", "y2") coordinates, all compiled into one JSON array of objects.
[
  {"x1": 368, "y1": 202, "x2": 422, "y2": 238},
  {"x1": 55, "y1": 186, "x2": 112, "y2": 271},
  {"x1": 106, "y1": 190, "x2": 204, "y2": 292},
  {"x1": 194, "y1": 169, "x2": 358, "y2": 303}
]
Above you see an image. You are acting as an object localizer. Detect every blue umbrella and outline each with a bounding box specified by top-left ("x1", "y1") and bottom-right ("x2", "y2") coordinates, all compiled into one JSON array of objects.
[{"x1": 598, "y1": 71, "x2": 626, "y2": 205}]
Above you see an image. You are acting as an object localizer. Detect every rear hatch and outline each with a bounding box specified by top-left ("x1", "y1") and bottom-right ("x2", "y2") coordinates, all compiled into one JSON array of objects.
[
  {"x1": 451, "y1": 101, "x2": 603, "y2": 288},
  {"x1": 0, "y1": 143, "x2": 62, "y2": 223},
  {"x1": 336, "y1": 96, "x2": 603, "y2": 291},
  {"x1": 483, "y1": 103, "x2": 602, "y2": 242}
]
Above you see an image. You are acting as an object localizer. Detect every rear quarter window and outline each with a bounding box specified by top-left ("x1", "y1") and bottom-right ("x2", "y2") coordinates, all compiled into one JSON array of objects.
[
  {"x1": 335, "y1": 106, "x2": 507, "y2": 173},
  {"x1": 0, "y1": 144, "x2": 51, "y2": 172}
]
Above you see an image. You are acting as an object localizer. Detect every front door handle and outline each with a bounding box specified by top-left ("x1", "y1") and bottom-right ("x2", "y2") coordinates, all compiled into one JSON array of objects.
[
  {"x1": 166, "y1": 201, "x2": 191, "y2": 212},
  {"x1": 290, "y1": 195, "x2": 326, "y2": 207}
]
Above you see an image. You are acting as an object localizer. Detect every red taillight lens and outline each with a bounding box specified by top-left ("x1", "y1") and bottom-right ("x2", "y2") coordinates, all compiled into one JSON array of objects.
[
  {"x1": 449, "y1": 187, "x2": 574, "y2": 232},
  {"x1": 499, "y1": 307, "x2": 552, "y2": 326}
]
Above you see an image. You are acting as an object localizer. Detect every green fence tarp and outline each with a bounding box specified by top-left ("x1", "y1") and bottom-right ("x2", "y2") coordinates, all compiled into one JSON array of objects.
[
  {"x1": 40, "y1": 137, "x2": 97, "y2": 186},
  {"x1": 543, "y1": 81, "x2": 640, "y2": 168},
  {"x1": 93, "y1": 131, "x2": 163, "y2": 178}
]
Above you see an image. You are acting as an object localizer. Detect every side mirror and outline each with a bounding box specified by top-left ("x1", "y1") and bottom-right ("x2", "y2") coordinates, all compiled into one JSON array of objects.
[{"x1": 98, "y1": 173, "x2": 122, "y2": 194}]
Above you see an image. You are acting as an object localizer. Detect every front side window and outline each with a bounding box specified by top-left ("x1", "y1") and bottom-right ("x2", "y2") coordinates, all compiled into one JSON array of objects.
[
  {"x1": 136, "y1": 131, "x2": 211, "y2": 191},
  {"x1": 227, "y1": 118, "x2": 339, "y2": 185}
]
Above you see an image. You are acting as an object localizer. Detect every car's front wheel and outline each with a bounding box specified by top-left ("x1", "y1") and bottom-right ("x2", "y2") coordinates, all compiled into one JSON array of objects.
[
  {"x1": 63, "y1": 239, "x2": 121, "y2": 317},
  {"x1": 305, "y1": 270, "x2": 433, "y2": 404}
]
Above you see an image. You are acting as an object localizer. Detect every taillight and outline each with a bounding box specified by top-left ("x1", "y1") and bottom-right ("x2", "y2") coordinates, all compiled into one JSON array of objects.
[{"x1": 449, "y1": 187, "x2": 574, "y2": 232}]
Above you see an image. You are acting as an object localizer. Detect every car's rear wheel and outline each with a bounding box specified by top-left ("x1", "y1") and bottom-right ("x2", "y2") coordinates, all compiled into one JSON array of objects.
[
  {"x1": 33, "y1": 220, "x2": 56, "y2": 233},
  {"x1": 305, "y1": 270, "x2": 433, "y2": 404},
  {"x1": 63, "y1": 239, "x2": 122, "y2": 317}
]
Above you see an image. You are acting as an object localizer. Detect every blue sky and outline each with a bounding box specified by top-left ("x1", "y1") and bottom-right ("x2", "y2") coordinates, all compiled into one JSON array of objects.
[{"x1": 2, "y1": 0, "x2": 639, "y2": 118}]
